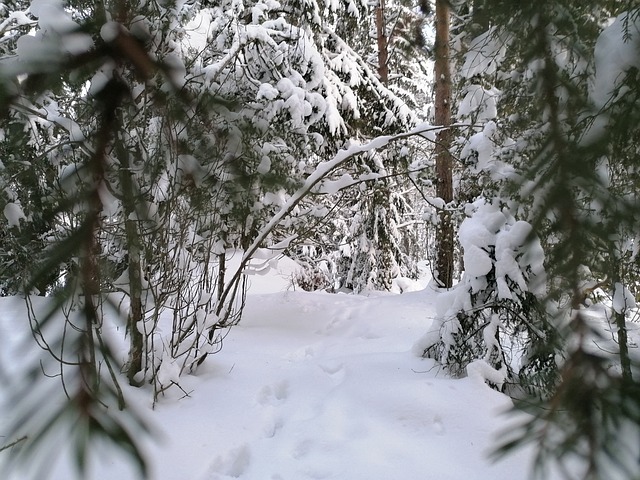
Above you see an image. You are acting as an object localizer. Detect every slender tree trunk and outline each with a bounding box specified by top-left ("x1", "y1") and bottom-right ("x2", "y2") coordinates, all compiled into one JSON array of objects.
[
  {"x1": 616, "y1": 309, "x2": 632, "y2": 382},
  {"x1": 434, "y1": 0, "x2": 454, "y2": 288},
  {"x1": 79, "y1": 90, "x2": 119, "y2": 402},
  {"x1": 118, "y1": 140, "x2": 145, "y2": 387},
  {"x1": 80, "y1": 206, "x2": 101, "y2": 394},
  {"x1": 375, "y1": 0, "x2": 389, "y2": 84},
  {"x1": 111, "y1": 1, "x2": 145, "y2": 386},
  {"x1": 217, "y1": 250, "x2": 226, "y2": 304},
  {"x1": 611, "y1": 271, "x2": 633, "y2": 383}
]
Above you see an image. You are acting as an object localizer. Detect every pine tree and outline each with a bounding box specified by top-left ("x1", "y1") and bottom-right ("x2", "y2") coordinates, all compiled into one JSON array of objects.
[{"x1": 433, "y1": 0, "x2": 454, "y2": 288}]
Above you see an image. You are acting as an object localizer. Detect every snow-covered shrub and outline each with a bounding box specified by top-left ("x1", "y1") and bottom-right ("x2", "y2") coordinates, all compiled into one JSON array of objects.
[
  {"x1": 292, "y1": 246, "x2": 332, "y2": 292},
  {"x1": 294, "y1": 267, "x2": 331, "y2": 292},
  {"x1": 416, "y1": 198, "x2": 559, "y2": 395}
]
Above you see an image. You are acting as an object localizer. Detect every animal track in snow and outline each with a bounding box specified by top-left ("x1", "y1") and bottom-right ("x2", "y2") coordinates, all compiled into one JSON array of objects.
[
  {"x1": 256, "y1": 380, "x2": 290, "y2": 442},
  {"x1": 317, "y1": 306, "x2": 354, "y2": 335},
  {"x1": 356, "y1": 328, "x2": 381, "y2": 340},
  {"x1": 256, "y1": 380, "x2": 289, "y2": 406},
  {"x1": 316, "y1": 317, "x2": 340, "y2": 334},
  {"x1": 318, "y1": 362, "x2": 346, "y2": 384},
  {"x1": 292, "y1": 438, "x2": 314, "y2": 459},
  {"x1": 433, "y1": 415, "x2": 445, "y2": 435},
  {"x1": 285, "y1": 344, "x2": 317, "y2": 361},
  {"x1": 207, "y1": 443, "x2": 251, "y2": 478},
  {"x1": 262, "y1": 415, "x2": 284, "y2": 438}
]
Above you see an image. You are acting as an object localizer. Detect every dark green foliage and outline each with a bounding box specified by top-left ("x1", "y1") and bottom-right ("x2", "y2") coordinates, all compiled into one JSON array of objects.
[
  {"x1": 0, "y1": 1, "x2": 432, "y2": 477},
  {"x1": 459, "y1": 2, "x2": 640, "y2": 478},
  {"x1": 497, "y1": 327, "x2": 640, "y2": 480}
]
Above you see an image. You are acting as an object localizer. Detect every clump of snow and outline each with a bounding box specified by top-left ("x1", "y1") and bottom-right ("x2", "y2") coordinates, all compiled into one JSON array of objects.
[
  {"x1": 460, "y1": 28, "x2": 508, "y2": 79},
  {"x1": 460, "y1": 121, "x2": 516, "y2": 182},
  {"x1": 12, "y1": 0, "x2": 93, "y2": 73},
  {"x1": 582, "y1": 11, "x2": 640, "y2": 145},
  {"x1": 61, "y1": 32, "x2": 93, "y2": 55},
  {"x1": 15, "y1": 34, "x2": 55, "y2": 66},
  {"x1": 88, "y1": 62, "x2": 115, "y2": 98},
  {"x1": 256, "y1": 83, "x2": 278, "y2": 101},
  {"x1": 3, "y1": 202, "x2": 26, "y2": 229},
  {"x1": 459, "y1": 198, "x2": 545, "y2": 298},
  {"x1": 163, "y1": 52, "x2": 187, "y2": 89},
  {"x1": 415, "y1": 198, "x2": 547, "y2": 388},
  {"x1": 30, "y1": 0, "x2": 79, "y2": 33},
  {"x1": 177, "y1": 154, "x2": 203, "y2": 186},
  {"x1": 317, "y1": 173, "x2": 354, "y2": 194},
  {"x1": 256, "y1": 156, "x2": 271, "y2": 174},
  {"x1": 156, "y1": 355, "x2": 181, "y2": 389},
  {"x1": 262, "y1": 190, "x2": 286, "y2": 207},
  {"x1": 467, "y1": 358, "x2": 508, "y2": 390},
  {"x1": 613, "y1": 282, "x2": 637, "y2": 314},
  {"x1": 458, "y1": 84, "x2": 499, "y2": 120},
  {"x1": 591, "y1": 12, "x2": 640, "y2": 109}
]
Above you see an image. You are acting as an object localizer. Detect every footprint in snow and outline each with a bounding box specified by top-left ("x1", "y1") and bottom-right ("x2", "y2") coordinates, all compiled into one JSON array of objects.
[
  {"x1": 256, "y1": 380, "x2": 290, "y2": 440},
  {"x1": 285, "y1": 344, "x2": 317, "y2": 361},
  {"x1": 317, "y1": 307, "x2": 353, "y2": 335},
  {"x1": 433, "y1": 415, "x2": 445, "y2": 435},
  {"x1": 256, "y1": 380, "x2": 289, "y2": 406},
  {"x1": 318, "y1": 362, "x2": 346, "y2": 384},
  {"x1": 292, "y1": 438, "x2": 314, "y2": 459},
  {"x1": 262, "y1": 415, "x2": 284, "y2": 438},
  {"x1": 206, "y1": 443, "x2": 251, "y2": 479}
]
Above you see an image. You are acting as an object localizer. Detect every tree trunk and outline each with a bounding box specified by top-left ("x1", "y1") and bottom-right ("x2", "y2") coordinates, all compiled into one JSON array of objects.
[
  {"x1": 111, "y1": 0, "x2": 145, "y2": 386},
  {"x1": 611, "y1": 271, "x2": 633, "y2": 383},
  {"x1": 375, "y1": 0, "x2": 389, "y2": 84},
  {"x1": 616, "y1": 308, "x2": 632, "y2": 382},
  {"x1": 118, "y1": 141, "x2": 145, "y2": 387},
  {"x1": 434, "y1": 0, "x2": 454, "y2": 288}
]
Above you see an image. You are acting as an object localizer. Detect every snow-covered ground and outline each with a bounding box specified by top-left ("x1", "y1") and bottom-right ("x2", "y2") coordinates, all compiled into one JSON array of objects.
[{"x1": 0, "y1": 259, "x2": 565, "y2": 480}]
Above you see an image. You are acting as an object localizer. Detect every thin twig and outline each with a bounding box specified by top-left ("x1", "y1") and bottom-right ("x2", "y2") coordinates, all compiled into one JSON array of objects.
[{"x1": 0, "y1": 436, "x2": 28, "y2": 453}]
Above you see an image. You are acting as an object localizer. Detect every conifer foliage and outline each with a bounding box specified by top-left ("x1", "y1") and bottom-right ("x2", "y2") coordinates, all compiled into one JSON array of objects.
[
  {"x1": 0, "y1": 0, "x2": 431, "y2": 476},
  {"x1": 417, "y1": 198, "x2": 557, "y2": 395},
  {"x1": 418, "y1": 1, "x2": 640, "y2": 478}
]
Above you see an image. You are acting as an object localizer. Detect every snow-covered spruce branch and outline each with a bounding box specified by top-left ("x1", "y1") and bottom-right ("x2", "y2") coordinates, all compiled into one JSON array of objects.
[
  {"x1": 0, "y1": 12, "x2": 36, "y2": 38},
  {"x1": 202, "y1": 21, "x2": 297, "y2": 90},
  {"x1": 281, "y1": 190, "x2": 351, "y2": 248},
  {"x1": 322, "y1": 26, "x2": 412, "y2": 121},
  {"x1": 313, "y1": 164, "x2": 465, "y2": 213},
  {"x1": 439, "y1": 300, "x2": 547, "y2": 343},
  {"x1": 213, "y1": 122, "x2": 461, "y2": 321}
]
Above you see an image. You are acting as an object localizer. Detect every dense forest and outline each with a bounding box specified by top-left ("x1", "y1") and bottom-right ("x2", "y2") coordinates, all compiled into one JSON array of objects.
[{"x1": 0, "y1": 1, "x2": 639, "y2": 479}]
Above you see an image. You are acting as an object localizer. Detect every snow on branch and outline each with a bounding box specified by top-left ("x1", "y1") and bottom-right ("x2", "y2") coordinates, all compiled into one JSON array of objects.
[{"x1": 215, "y1": 123, "x2": 445, "y2": 312}]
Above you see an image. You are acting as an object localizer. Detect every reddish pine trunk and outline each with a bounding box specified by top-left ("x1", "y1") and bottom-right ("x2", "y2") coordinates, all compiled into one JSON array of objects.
[
  {"x1": 434, "y1": 0, "x2": 454, "y2": 288},
  {"x1": 375, "y1": 0, "x2": 389, "y2": 84}
]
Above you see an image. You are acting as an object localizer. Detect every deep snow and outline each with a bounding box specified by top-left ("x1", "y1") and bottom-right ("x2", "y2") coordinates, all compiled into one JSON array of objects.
[{"x1": 0, "y1": 258, "x2": 566, "y2": 480}]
